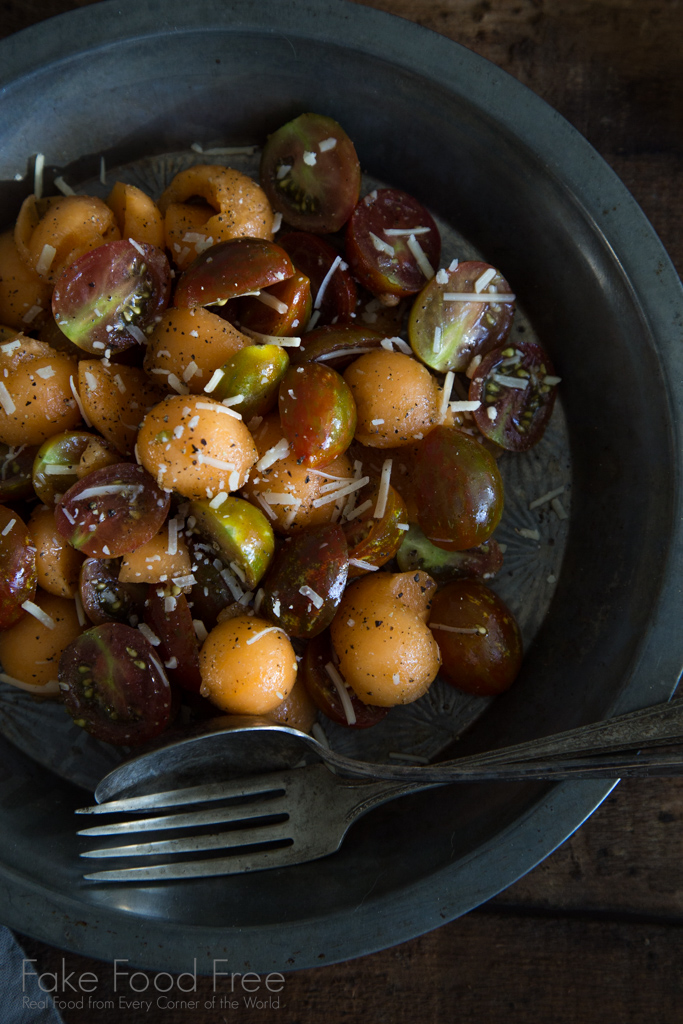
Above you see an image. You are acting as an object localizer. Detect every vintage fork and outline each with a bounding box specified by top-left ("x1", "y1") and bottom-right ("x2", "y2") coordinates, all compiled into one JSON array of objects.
[{"x1": 76, "y1": 696, "x2": 683, "y2": 882}]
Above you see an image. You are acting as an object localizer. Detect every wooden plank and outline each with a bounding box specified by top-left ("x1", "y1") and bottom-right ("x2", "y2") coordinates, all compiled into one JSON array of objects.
[{"x1": 18, "y1": 911, "x2": 683, "y2": 1024}]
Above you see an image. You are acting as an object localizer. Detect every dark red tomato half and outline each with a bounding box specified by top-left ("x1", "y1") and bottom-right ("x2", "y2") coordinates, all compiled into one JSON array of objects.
[
  {"x1": 174, "y1": 238, "x2": 294, "y2": 309},
  {"x1": 429, "y1": 580, "x2": 522, "y2": 696},
  {"x1": 469, "y1": 340, "x2": 560, "y2": 451},
  {"x1": 55, "y1": 463, "x2": 171, "y2": 558},
  {"x1": 144, "y1": 587, "x2": 202, "y2": 693},
  {"x1": 278, "y1": 232, "x2": 357, "y2": 326},
  {"x1": 52, "y1": 239, "x2": 171, "y2": 354},
  {"x1": 413, "y1": 426, "x2": 504, "y2": 551},
  {"x1": 346, "y1": 188, "x2": 441, "y2": 303},
  {"x1": 58, "y1": 622, "x2": 173, "y2": 745},
  {"x1": 291, "y1": 324, "x2": 385, "y2": 370},
  {"x1": 261, "y1": 523, "x2": 349, "y2": 639},
  {"x1": 409, "y1": 260, "x2": 515, "y2": 373},
  {"x1": 260, "y1": 112, "x2": 361, "y2": 234},
  {"x1": 278, "y1": 362, "x2": 356, "y2": 468},
  {"x1": 301, "y1": 631, "x2": 388, "y2": 728},
  {"x1": 0, "y1": 505, "x2": 37, "y2": 629},
  {"x1": 0, "y1": 443, "x2": 39, "y2": 502},
  {"x1": 79, "y1": 557, "x2": 146, "y2": 626}
]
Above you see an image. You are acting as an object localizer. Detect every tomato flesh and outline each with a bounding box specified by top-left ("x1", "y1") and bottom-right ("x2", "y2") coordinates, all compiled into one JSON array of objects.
[
  {"x1": 343, "y1": 482, "x2": 408, "y2": 576},
  {"x1": 144, "y1": 587, "x2": 202, "y2": 693},
  {"x1": 52, "y1": 239, "x2": 171, "y2": 354},
  {"x1": 292, "y1": 325, "x2": 385, "y2": 370},
  {"x1": 469, "y1": 340, "x2": 559, "y2": 451},
  {"x1": 278, "y1": 232, "x2": 357, "y2": 326},
  {"x1": 413, "y1": 427, "x2": 504, "y2": 551},
  {"x1": 0, "y1": 506, "x2": 37, "y2": 629},
  {"x1": 429, "y1": 581, "x2": 522, "y2": 696},
  {"x1": 174, "y1": 238, "x2": 294, "y2": 308},
  {"x1": 409, "y1": 260, "x2": 515, "y2": 373},
  {"x1": 79, "y1": 557, "x2": 146, "y2": 626},
  {"x1": 346, "y1": 188, "x2": 441, "y2": 302},
  {"x1": 396, "y1": 525, "x2": 504, "y2": 584},
  {"x1": 278, "y1": 363, "x2": 356, "y2": 468},
  {"x1": 55, "y1": 463, "x2": 171, "y2": 558},
  {"x1": 211, "y1": 344, "x2": 290, "y2": 421},
  {"x1": 261, "y1": 524, "x2": 349, "y2": 638},
  {"x1": 260, "y1": 113, "x2": 361, "y2": 233},
  {"x1": 0, "y1": 443, "x2": 39, "y2": 502},
  {"x1": 59, "y1": 622, "x2": 173, "y2": 745}
]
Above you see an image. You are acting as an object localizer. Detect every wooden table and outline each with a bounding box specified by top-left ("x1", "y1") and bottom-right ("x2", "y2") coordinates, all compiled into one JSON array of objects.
[{"x1": 3, "y1": 1, "x2": 682, "y2": 1021}]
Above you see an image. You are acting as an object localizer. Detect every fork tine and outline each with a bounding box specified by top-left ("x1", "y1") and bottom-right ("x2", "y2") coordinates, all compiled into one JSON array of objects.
[
  {"x1": 77, "y1": 794, "x2": 289, "y2": 837},
  {"x1": 76, "y1": 772, "x2": 289, "y2": 815},
  {"x1": 82, "y1": 843, "x2": 330, "y2": 882},
  {"x1": 81, "y1": 820, "x2": 294, "y2": 859}
]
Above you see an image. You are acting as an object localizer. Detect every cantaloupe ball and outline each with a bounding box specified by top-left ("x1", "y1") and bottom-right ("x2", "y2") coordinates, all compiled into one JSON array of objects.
[
  {"x1": 199, "y1": 615, "x2": 297, "y2": 714},
  {"x1": 0, "y1": 590, "x2": 82, "y2": 690},
  {"x1": 28, "y1": 504, "x2": 84, "y2": 598},
  {"x1": 137, "y1": 394, "x2": 258, "y2": 499},
  {"x1": 330, "y1": 571, "x2": 441, "y2": 706},
  {"x1": 343, "y1": 350, "x2": 441, "y2": 447}
]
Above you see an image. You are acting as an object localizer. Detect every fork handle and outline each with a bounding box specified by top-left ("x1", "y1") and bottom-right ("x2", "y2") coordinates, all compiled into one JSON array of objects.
[{"x1": 318, "y1": 696, "x2": 683, "y2": 782}]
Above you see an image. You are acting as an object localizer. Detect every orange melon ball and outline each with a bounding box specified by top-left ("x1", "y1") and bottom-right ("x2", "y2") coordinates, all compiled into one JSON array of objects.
[{"x1": 199, "y1": 615, "x2": 297, "y2": 714}]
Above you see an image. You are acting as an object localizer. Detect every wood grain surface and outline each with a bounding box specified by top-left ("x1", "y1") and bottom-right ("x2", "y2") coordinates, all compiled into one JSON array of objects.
[{"x1": 3, "y1": 1, "x2": 683, "y2": 1021}]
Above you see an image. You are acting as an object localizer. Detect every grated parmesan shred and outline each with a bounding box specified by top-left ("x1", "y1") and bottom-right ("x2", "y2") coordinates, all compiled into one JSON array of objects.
[
  {"x1": 325, "y1": 662, "x2": 356, "y2": 725},
  {"x1": 374, "y1": 459, "x2": 392, "y2": 519}
]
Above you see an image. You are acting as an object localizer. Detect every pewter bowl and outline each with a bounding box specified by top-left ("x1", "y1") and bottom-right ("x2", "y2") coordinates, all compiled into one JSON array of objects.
[{"x1": 0, "y1": 0, "x2": 680, "y2": 973}]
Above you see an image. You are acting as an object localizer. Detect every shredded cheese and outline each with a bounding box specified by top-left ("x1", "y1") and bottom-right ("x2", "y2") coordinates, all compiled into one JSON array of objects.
[
  {"x1": 69, "y1": 375, "x2": 92, "y2": 426},
  {"x1": 475, "y1": 267, "x2": 497, "y2": 292},
  {"x1": 33, "y1": 153, "x2": 44, "y2": 199},
  {"x1": 137, "y1": 623, "x2": 161, "y2": 647},
  {"x1": 443, "y1": 292, "x2": 516, "y2": 303},
  {"x1": 256, "y1": 438, "x2": 290, "y2": 471},
  {"x1": 492, "y1": 373, "x2": 528, "y2": 390},
  {"x1": 246, "y1": 625, "x2": 287, "y2": 645},
  {"x1": 325, "y1": 662, "x2": 356, "y2": 725},
  {"x1": 406, "y1": 234, "x2": 434, "y2": 279},
  {"x1": 36, "y1": 244, "x2": 56, "y2": 276},
  {"x1": 204, "y1": 368, "x2": 224, "y2": 393},
  {"x1": 255, "y1": 292, "x2": 288, "y2": 314},
  {"x1": 314, "y1": 255, "x2": 342, "y2": 309},
  {"x1": 195, "y1": 401, "x2": 241, "y2": 419},
  {"x1": 312, "y1": 475, "x2": 370, "y2": 508},
  {"x1": 1, "y1": 518, "x2": 15, "y2": 536},
  {"x1": 348, "y1": 557, "x2": 379, "y2": 571},
  {"x1": 21, "y1": 600, "x2": 55, "y2": 629},
  {"x1": 0, "y1": 673, "x2": 60, "y2": 696},
  {"x1": 374, "y1": 459, "x2": 392, "y2": 519},
  {"x1": 370, "y1": 232, "x2": 395, "y2": 256},
  {"x1": 529, "y1": 486, "x2": 565, "y2": 510},
  {"x1": 299, "y1": 585, "x2": 324, "y2": 609},
  {"x1": 0, "y1": 383, "x2": 16, "y2": 415}
]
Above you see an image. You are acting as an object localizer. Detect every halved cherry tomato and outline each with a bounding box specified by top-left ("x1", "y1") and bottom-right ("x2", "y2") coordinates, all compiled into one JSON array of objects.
[
  {"x1": 343, "y1": 481, "x2": 408, "y2": 576},
  {"x1": 396, "y1": 525, "x2": 503, "y2": 584},
  {"x1": 185, "y1": 534, "x2": 235, "y2": 630},
  {"x1": 211, "y1": 344, "x2": 290, "y2": 421},
  {"x1": 32, "y1": 430, "x2": 96, "y2": 505},
  {"x1": 58, "y1": 621, "x2": 173, "y2": 745},
  {"x1": 187, "y1": 494, "x2": 275, "y2": 590},
  {"x1": 409, "y1": 260, "x2": 515, "y2": 373},
  {"x1": 144, "y1": 587, "x2": 202, "y2": 693},
  {"x1": 292, "y1": 324, "x2": 385, "y2": 370},
  {"x1": 278, "y1": 363, "x2": 356, "y2": 468},
  {"x1": 261, "y1": 523, "x2": 349, "y2": 638},
  {"x1": 301, "y1": 631, "x2": 388, "y2": 728},
  {"x1": 260, "y1": 113, "x2": 361, "y2": 233},
  {"x1": 0, "y1": 506, "x2": 37, "y2": 629},
  {"x1": 469, "y1": 340, "x2": 559, "y2": 451},
  {"x1": 278, "y1": 232, "x2": 356, "y2": 326},
  {"x1": 52, "y1": 239, "x2": 171, "y2": 354},
  {"x1": 0, "y1": 443, "x2": 39, "y2": 502},
  {"x1": 346, "y1": 188, "x2": 441, "y2": 303},
  {"x1": 232, "y1": 271, "x2": 311, "y2": 336},
  {"x1": 173, "y1": 238, "x2": 293, "y2": 309},
  {"x1": 429, "y1": 580, "x2": 522, "y2": 695},
  {"x1": 55, "y1": 463, "x2": 171, "y2": 558},
  {"x1": 79, "y1": 557, "x2": 146, "y2": 626},
  {"x1": 413, "y1": 427, "x2": 503, "y2": 551}
]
